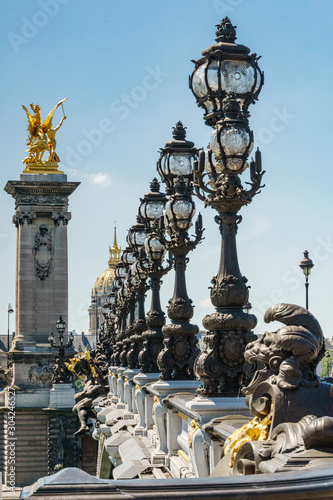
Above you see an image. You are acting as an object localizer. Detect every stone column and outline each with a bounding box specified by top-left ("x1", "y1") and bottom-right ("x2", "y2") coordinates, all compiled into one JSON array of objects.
[{"x1": 4, "y1": 173, "x2": 79, "y2": 406}]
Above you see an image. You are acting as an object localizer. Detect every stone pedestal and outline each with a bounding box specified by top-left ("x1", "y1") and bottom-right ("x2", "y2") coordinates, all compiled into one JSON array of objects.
[
  {"x1": 1, "y1": 171, "x2": 80, "y2": 486},
  {"x1": 49, "y1": 384, "x2": 76, "y2": 409},
  {"x1": 4, "y1": 173, "x2": 79, "y2": 395}
]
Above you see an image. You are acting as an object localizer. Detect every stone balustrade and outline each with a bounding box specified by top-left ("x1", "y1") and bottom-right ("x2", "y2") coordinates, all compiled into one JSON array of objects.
[{"x1": 91, "y1": 364, "x2": 251, "y2": 480}]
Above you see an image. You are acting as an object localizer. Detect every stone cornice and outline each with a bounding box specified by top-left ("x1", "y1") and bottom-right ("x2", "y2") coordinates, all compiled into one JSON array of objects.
[{"x1": 4, "y1": 180, "x2": 80, "y2": 199}]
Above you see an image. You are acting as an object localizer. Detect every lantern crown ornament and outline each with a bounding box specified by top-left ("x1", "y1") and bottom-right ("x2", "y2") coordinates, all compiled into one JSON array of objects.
[
  {"x1": 215, "y1": 17, "x2": 237, "y2": 43},
  {"x1": 157, "y1": 122, "x2": 199, "y2": 195},
  {"x1": 190, "y1": 17, "x2": 264, "y2": 126}
]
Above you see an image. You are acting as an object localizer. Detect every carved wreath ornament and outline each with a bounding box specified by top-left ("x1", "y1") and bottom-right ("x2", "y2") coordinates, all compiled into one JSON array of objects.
[{"x1": 33, "y1": 224, "x2": 53, "y2": 280}]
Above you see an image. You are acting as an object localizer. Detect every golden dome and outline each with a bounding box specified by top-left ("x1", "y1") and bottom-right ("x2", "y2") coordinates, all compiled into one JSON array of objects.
[{"x1": 93, "y1": 226, "x2": 121, "y2": 294}]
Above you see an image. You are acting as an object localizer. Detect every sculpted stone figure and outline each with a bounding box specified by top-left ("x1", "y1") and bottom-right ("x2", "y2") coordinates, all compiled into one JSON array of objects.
[
  {"x1": 215, "y1": 303, "x2": 333, "y2": 476},
  {"x1": 244, "y1": 303, "x2": 325, "y2": 392},
  {"x1": 67, "y1": 350, "x2": 108, "y2": 436}
]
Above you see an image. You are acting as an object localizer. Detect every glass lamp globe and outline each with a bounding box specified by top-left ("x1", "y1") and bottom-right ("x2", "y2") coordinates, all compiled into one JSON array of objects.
[
  {"x1": 209, "y1": 95, "x2": 253, "y2": 172},
  {"x1": 157, "y1": 122, "x2": 198, "y2": 193},
  {"x1": 127, "y1": 217, "x2": 147, "y2": 254},
  {"x1": 139, "y1": 178, "x2": 166, "y2": 228},
  {"x1": 144, "y1": 235, "x2": 166, "y2": 261},
  {"x1": 56, "y1": 316, "x2": 66, "y2": 335},
  {"x1": 210, "y1": 125, "x2": 253, "y2": 172},
  {"x1": 107, "y1": 293, "x2": 116, "y2": 305},
  {"x1": 115, "y1": 262, "x2": 127, "y2": 281},
  {"x1": 128, "y1": 228, "x2": 146, "y2": 251},
  {"x1": 164, "y1": 198, "x2": 195, "y2": 231},
  {"x1": 299, "y1": 251, "x2": 314, "y2": 277},
  {"x1": 122, "y1": 247, "x2": 136, "y2": 267},
  {"x1": 190, "y1": 17, "x2": 263, "y2": 126}
]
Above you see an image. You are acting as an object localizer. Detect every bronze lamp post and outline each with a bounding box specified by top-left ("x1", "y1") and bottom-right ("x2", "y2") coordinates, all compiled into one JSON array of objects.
[{"x1": 190, "y1": 18, "x2": 265, "y2": 396}]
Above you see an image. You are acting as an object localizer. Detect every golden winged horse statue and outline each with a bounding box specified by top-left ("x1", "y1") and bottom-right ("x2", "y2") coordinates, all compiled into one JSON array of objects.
[{"x1": 22, "y1": 98, "x2": 68, "y2": 167}]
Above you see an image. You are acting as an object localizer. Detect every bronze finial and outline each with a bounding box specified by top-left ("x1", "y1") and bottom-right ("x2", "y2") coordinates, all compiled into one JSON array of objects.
[{"x1": 215, "y1": 17, "x2": 237, "y2": 43}]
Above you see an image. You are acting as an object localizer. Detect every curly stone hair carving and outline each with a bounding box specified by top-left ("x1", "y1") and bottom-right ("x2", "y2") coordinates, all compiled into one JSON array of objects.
[{"x1": 245, "y1": 303, "x2": 325, "y2": 390}]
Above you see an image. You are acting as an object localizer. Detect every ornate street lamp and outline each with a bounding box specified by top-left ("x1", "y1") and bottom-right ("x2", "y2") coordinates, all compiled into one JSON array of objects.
[
  {"x1": 139, "y1": 178, "x2": 166, "y2": 229},
  {"x1": 126, "y1": 219, "x2": 149, "y2": 369},
  {"x1": 120, "y1": 248, "x2": 137, "y2": 367},
  {"x1": 110, "y1": 282, "x2": 122, "y2": 366},
  {"x1": 48, "y1": 316, "x2": 74, "y2": 384},
  {"x1": 189, "y1": 16, "x2": 263, "y2": 126},
  {"x1": 190, "y1": 19, "x2": 264, "y2": 396},
  {"x1": 157, "y1": 175, "x2": 204, "y2": 379},
  {"x1": 113, "y1": 262, "x2": 128, "y2": 366},
  {"x1": 299, "y1": 250, "x2": 314, "y2": 310},
  {"x1": 106, "y1": 287, "x2": 117, "y2": 338},
  {"x1": 126, "y1": 218, "x2": 147, "y2": 256},
  {"x1": 91, "y1": 288, "x2": 99, "y2": 343},
  {"x1": 137, "y1": 179, "x2": 171, "y2": 373},
  {"x1": 157, "y1": 121, "x2": 199, "y2": 194}
]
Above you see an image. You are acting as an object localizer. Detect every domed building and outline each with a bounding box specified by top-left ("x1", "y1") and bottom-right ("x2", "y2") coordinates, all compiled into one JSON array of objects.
[{"x1": 88, "y1": 227, "x2": 121, "y2": 337}]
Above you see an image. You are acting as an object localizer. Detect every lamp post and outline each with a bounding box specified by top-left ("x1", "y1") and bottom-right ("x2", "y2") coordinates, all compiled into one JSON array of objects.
[
  {"x1": 156, "y1": 122, "x2": 204, "y2": 380},
  {"x1": 190, "y1": 18, "x2": 264, "y2": 396},
  {"x1": 48, "y1": 316, "x2": 74, "y2": 384},
  {"x1": 137, "y1": 179, "x2": 172, "y2": 373},
  {"x1": 114, "y1": 261, "x2": 129, "y2": 367},
  {"x1": 126, "y1": 218, "x2": 149, "y2": 369},
  {"x1": 157, "y1": 176, "x2": 204, "y2": 379},
  {"x1": 106, "y1": 287, "x2": 118, "y2": 361},
  {"x1": 121, "y1": 247, "x2": 137, "y2": 367},
  {"x1": 7, "y1": 303, "x2": 14, "y2": 368},
  {"x1": 299, "y1": 250, "x2": 314, "y2": 310},
  {"x1": 110, "y1": 281, "x2": 122, "y2": 367},
  {"x1": 91, "y1": 288, "x2": 99, "y2": 344}
]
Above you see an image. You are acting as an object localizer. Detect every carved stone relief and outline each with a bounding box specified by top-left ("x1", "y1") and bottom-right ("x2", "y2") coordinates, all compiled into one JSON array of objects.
[
  {"x1": 17, "y1": 194, "x2": 67, "y2": 205},
  {"x1": 33, "y1": 224, "x2": 53, "y2": 280},
  {"x1": 12, "y1": 210, "x2": 36, "y2": 227},
  {"x1": 28, "y1": 364, "x2": 53, "y2": 387},
  {"x1": 48, "y1": 415, "x2": 80, "y2": 473},
  {"x1": 52, "y1": 212, "x2": 71, "y2": 225}
]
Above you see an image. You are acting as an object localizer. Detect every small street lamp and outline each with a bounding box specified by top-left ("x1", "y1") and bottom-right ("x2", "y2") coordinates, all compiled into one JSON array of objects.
[
  {"x1": 48, "y1": 316, "x2": 74, "y2": 384},
  {"x1": 299, "y1": 250, "x2": 314, "y2": 310},
  {"x1": 7, "y1": 303, "x2": 14, "y2": 368},
  {"x1": 91, "y1": 288, "x2": 99, "y2": 344}
]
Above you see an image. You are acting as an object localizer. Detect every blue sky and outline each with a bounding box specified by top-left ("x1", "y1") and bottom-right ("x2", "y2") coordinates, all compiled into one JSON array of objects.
[{"x1": 1, "y1": 0, "x2": 333, "y2": 340}]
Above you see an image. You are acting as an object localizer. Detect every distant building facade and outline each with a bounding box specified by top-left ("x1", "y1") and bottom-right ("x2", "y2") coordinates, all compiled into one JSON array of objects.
[{"x1": 88, "y1": 227, "x2": 121, "y2": 337}]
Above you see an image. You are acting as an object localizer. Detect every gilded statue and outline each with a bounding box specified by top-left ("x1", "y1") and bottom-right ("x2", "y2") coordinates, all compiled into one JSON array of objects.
[{"x1": 21, "y1": 98, "x2": 68, "y2": 174}]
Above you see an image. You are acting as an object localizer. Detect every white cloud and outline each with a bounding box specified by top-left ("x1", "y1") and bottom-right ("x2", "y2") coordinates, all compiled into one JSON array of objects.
[
  {"x1": 91, "y1": 172, "x2": 112, "y2": 186},
  {"x1": 200, "y1": 297, "x2": 212, "y2": 309}
]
